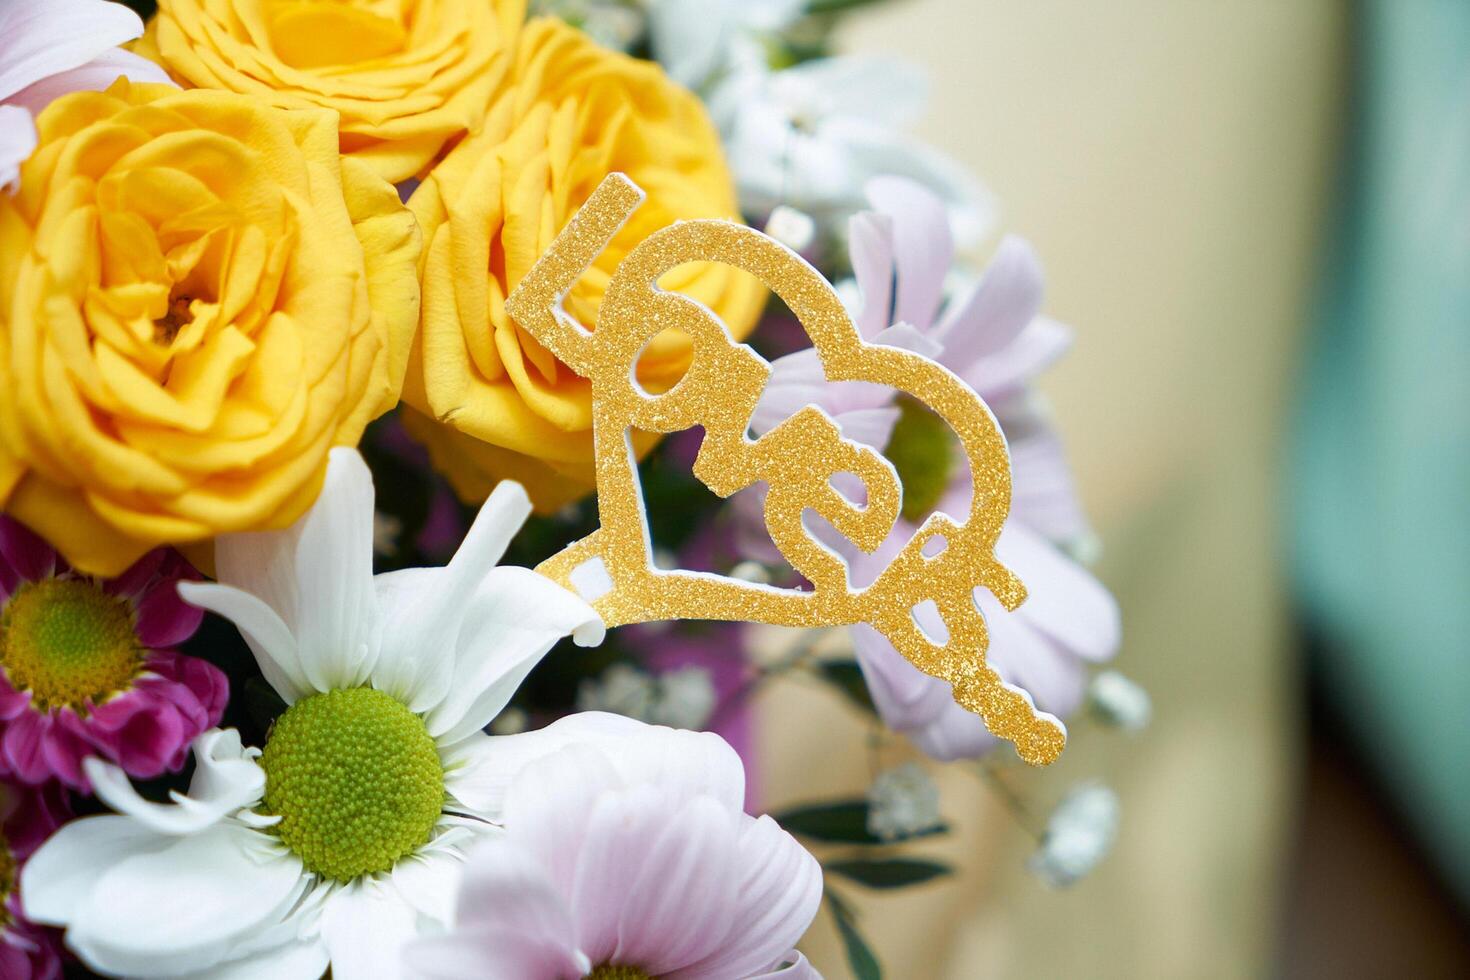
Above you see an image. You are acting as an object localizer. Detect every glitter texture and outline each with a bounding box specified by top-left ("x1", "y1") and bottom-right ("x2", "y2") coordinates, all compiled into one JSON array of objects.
[{"x1": 510, "y1": 174, "x2": 1065, "y2": 765}]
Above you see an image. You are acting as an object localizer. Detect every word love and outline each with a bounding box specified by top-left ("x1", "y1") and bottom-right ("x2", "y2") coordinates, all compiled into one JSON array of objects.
[{"x1": 509, "y1": 174, "x2": 1065, "y2": 765}]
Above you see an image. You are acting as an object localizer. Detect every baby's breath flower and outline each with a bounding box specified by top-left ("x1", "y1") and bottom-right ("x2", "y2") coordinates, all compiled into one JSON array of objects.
[
  {"x1": 764, "y1": 206, "x2": 817, "y2": 253},
  {"x1": 1088, "y1": 670, "x2": 1152, "y2": 732},
  {"x1": 651, "y1": 667, "x2": 718, "y2": 730},
  {"x1": 577, "y1": 664, "x2": 718, "y2": 731},
  {"x1": 1029, "y1": 782, "x2": 1119, "y2": 888},
  {"x1": 866, "y1": 763, "x2": 942, "y2": 842},
  {"x1": 577, "y1": 664, "x2": 657, "y2": 721}
]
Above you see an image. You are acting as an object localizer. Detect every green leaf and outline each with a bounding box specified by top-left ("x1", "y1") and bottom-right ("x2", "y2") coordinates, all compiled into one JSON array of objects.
[
  {"x1": 807, "y1": 0, "x2": 890, "y2": 14},
  {"x1": 777, "y1": 801, "x2": 876, "y2": 843},
  {"x1": 826, "y1": 858, "x2": 953, "y2": 889},
  {"x1": 826, "y1": 888, "x2": 882, "y2": 980},
  {"x1": 817, "y1": 660, "x2": 877, "y2": 714},
  {"x1": 774, "y1": 800, "x2": 948, "y2": 845}
]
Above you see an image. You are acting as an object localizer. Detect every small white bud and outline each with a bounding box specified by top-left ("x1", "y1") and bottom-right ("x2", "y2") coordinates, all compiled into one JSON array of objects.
[
  {"x1": 1029, "y1": 782, "x2": 1119, "y2": 888},
  {"x1": 764, "y1": 206, "x2": 816, "y2": 254},
  {"x1": 866, "y1": 763, "x2": 943, "y2": 841},
  {"x1": 1088, "y1": 670, "x2": 1151, "y2": 732},
  {"x1": 576, "y1": 663, "x2": 657, "y2": 722},
  {"x1": 488, "y1": 706, "x2": 528, "y2": 736},
  {"x1": 1062, "y1": 531, "x2": 1103, "y2": 566},
  {"x1": 730, "y1": 560, "x2": 772, "y2": 584},
  {"x1": 651, "y1": 666, "x2": 718, "y2": 730}
]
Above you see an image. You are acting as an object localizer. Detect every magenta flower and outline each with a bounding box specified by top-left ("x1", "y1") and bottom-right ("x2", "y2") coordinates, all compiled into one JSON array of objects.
[
  {"x1": 405, "y1": 720, "x2": 822, "y2": 979},
  {"x1": 0, "y1": 777, "x2": 69, "y2": 980},
  {"x1": 0, "y1": 515, "x2": 224, "y2": 791},
  {"x1": 747, "y1": 177, "x2": 1120, "y2": 760}
]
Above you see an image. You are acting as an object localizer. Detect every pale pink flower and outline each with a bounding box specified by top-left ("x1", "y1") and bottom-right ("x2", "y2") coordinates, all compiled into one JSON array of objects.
[
  {"x1": 747, "y1": 177, "x2": 1120, "y2": 759},
  {"x1": 0, "y1": 0, "x2": 171, "y2": 188},
  {"x1": 0, "y1": 515, "x2": 223, "y2": 791},
  {"x1": 0, "y1": 777, "x2": 69, "y2": 980},
  {"x1": 405, "y1": 722, "x2": 822, "y2": 980}
]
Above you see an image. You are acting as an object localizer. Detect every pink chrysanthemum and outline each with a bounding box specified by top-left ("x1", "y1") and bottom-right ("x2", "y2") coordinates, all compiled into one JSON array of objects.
[
  {"x1": 0, "y1": 777, "x2": 69, "y2": 980},
  {"x1": 405, "y1": 721, "x2": 821, "y2": 979},
  {"x1": 743, "y1": 177, "x2": 1120, "y2": 760},
  {"x1": 0, "y1": 516, "x2": 224, "y2": 791}
]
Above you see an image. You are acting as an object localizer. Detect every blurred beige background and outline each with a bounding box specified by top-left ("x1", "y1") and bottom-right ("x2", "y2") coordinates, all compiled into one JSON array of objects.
[{"x1": 755, "y1": 2, "x2": 1346, "y2": 977}]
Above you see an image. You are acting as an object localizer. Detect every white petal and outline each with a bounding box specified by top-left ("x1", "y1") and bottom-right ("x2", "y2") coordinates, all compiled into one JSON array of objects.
[
  {"x1": 84, "y1": 728, "x2": 265, "y2": 835},
  {"x1": 601, "y1": 729, "x2": 747, "y2": 815},
  {"x1": 179, "y1": 581, "x2": 310, "y2": 703},
  {"x1": 676, "y1": 815, "x2": 823, "y2": 980},
  {"x1": 871, "y1": 321, "x2": 944, "y2": 360},
  {"x1": 614, "y1": 795, "x2": 742, "y2": 974},
  {"x1": 405, "y1": 927, "x2": 589, "y2": 980},
  {"x1": 442, "y1": 840, "x2": 582, "y2": 963},
  {"x1": 826, "y1": 120, "x2": 994, "y2": 249},
  {"x1": 21, "y1": 816, "x2": 167, "y2": 926},
  {"x1": 848, "y1": 209, "x2": 895, "y2": 340},
  {"x1": 176, "y1": 939, "x2": 330, "y2": 980},
  {"x1": 441, "y1": 713, "x2": 644, "y2": 817},
  {"x1": 7, "y1": 47, "x2": 172, "y2": 113},
  {"x1": 832, "y1": 408, "x2": 899, "y2": 461},
  {"x1": 934, "y1": 236, "x2": 1045, "y2": 371},
  {"x1": 850, "y1": 624, "x2": 956, "y2": 731},
  {"x1": 375, "y1": 480, "x2": 534, "y2": 713},
  {"x1": 65, "y1": 822, "x2": 308, "y2": 978},
  {"x1": 319, "y1": 878, "x2": 421, "y2": 980},
  {"x1": 426, "y1": 567, "x2": 605, "y2": 744},
  {"x1": 865, "y1": 177, "x2": 952, "y2": 333},
  {"x1": 961, "y1": 315, "x2": 1072, "y2": 400},
  {"x1": 648, "y1": 0, "x2": 735, "y2": 89},
  {"x1": 749, "y1": 950, "x2": 822, "y2": 979},
  {"x1": 908, "y1": 700, "x2": 999, "y2": 762},
  {"x1": 0, "y1": 0, "x2": 146, "y2": 101},
  {"x1": 371, "y1": 567, "x2": 452, "y2": 709},
  {"x1": 0, "y1": 104, "x2": 36, "y2": 192},
  {"x1": 752, "y1": 349, "x2": 892, "y2": 436},
  {"x1": 563, "y1": 788, "x2": 664, "y2": 966},
  {"x1": 997, "y1": 524, "x2": 1120, "y2": 662},
  {"x1": 779, "y1": 56, "x2": 927, "y2": 128},
  {"x1": 215, "y1": 447, "x2": 380, "y2": 696},
  {"x1": 391, "y1": 844, "x2": 468, "y2": 927},
  {"x1": 1007, "y1": 426, "x2": 1091, "y2": 544}
]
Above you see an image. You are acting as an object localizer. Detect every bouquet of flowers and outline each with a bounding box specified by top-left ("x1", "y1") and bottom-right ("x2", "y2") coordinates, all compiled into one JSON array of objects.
[{"x1": 0, "y1": 1, "x2": 1142, "y2": 977}]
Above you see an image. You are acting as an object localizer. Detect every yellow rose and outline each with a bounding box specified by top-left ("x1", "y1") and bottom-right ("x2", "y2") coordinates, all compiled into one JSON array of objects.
[
  {"x1": 0, "y1": 81, "x2": 420, "y2": 575},
  {"x1": 403, "y1": 18, "x2": 767, "y2": 512},
  {"x1": 137, "y1": 0, "x2": 525, "y2": 183}
]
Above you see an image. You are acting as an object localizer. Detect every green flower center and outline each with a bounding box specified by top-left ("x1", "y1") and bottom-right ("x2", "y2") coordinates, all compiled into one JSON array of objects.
[
  {"x1": 884, "y1": 396, "x2": 958, "y2": 523},
  {"x1": 0, "y1": 578, "x2": 143, "y2": 711},
  {"x1": 587, "y1": 967, "x2": 653, "y2": 980},
  {"x1": 0, "y1": 829, "x2": 14, "y2": 929},
  {"x1": 259, "y1": 687, "x2": 445, "y2": 882}
]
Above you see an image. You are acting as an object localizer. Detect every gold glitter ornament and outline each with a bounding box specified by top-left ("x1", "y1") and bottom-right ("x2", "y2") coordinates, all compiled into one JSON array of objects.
[{"x1": 511, "y1": 175, "x2": 1065, "y2": 765}]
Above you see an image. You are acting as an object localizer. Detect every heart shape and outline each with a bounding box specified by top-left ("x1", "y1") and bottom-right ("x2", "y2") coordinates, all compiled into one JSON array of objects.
[{"x1": 508, "y1": 174, "x2": 1065, "y2": 765}]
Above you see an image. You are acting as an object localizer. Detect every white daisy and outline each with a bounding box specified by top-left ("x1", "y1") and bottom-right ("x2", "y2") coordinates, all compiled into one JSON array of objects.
[{"x1": 21, "y1": 448, "x2": 634, "y2": 978}]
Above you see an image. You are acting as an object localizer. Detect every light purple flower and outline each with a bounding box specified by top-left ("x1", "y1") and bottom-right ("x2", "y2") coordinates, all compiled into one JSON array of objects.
[
  {"x1": 747, "y1": 177, "x2": 1120, "y2": 760},
  {"x1": 0, "y1": 515, "x2": 222, "y2": 791},
  {"x1": 0, "y1": 777, "x2": 70, "y2": 980},
  {"x1": 0, "y1": 0, "x2": 171, "y2": 189},
  {"x1": 405, "y1": 722, "x2": 823, "y2": 980}
]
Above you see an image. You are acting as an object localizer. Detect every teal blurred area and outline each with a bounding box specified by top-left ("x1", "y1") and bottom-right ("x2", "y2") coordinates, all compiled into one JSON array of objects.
[{"x1": 1290, "y1": 0, "x2": 1470, "y2": 905}]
